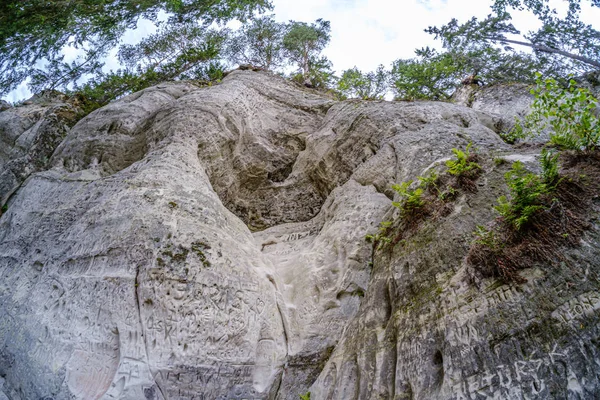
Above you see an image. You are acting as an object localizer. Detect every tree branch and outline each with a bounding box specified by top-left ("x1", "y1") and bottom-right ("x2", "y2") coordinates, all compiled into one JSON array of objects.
[{"x1": 485, "y1": 36, "x2": 600, "y2": 69}]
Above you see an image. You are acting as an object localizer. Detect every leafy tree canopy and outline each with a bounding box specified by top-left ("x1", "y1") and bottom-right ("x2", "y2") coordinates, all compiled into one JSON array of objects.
[
  {"x1": 70, "y1": 22, "x2": 227, "y2": 114},
  {"x1": 225, "y1": 15, "x2": 286, "y2": 70},
  {"x1": 290, "y1": 56, "x2": 337, "y2": 90},
  {"x1": 428, "y1": 0, "x2": 600, "y2": 74},
  {"x1": 337, "y1": 65, "x2": 389, "y2": 100},
  {"x1": 283, "y1": 19, "x2": 331, "y2": 86},
  {"x1": 391, "y1": 48, "x2": 462, "y2": 101},
  {"x1": 390, "y1": 45, "x2": 546, "y2": 100},
  {"x1": 0, "y1": 0, "x2": 271, "y2": 95},
  {"x1": 392, "y1": 0, "x2": 599, "y2": 100}
]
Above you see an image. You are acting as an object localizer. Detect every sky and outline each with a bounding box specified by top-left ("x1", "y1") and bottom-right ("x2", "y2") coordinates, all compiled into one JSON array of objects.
[{"x1": 4, "y1": 0, "x2": 600, "y2": 102}]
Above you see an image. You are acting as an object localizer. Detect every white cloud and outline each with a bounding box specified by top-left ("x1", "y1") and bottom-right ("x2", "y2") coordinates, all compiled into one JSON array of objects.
[
  {"x1": 270, "y1": 0, "x2": 600, "y2": 75},
  {"x1": 271, "y1": 0, "x2": 496, "y2": 74}
]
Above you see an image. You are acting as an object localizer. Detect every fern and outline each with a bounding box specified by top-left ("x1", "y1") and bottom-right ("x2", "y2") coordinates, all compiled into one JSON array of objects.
[
  {"x1": 392, "y1": 181, "x2": 424, "y2": 216},
  {"x1": 540, "y1": 148, "x2": 560, "y2": 187},
  {"x1": 446, "y1": 143, "x2": 481, "y2": 177},
  {"x1": 494, "y1": 161, "x2": 549, "y2": 230}
]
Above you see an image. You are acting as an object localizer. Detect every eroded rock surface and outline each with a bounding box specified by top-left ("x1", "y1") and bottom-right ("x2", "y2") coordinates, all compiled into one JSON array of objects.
[
  {"x1": 453, "y1": 83, "x2": 533, "y2": 135},
  {"x1": 0, "y1": 91, "x2": 80, "y2": 205},
  {"x1": 0, "y1": 71, "x2": 599, "y2": 399}
]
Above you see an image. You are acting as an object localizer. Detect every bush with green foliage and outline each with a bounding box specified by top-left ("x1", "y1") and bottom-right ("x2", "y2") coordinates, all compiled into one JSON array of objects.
[
  {"x1": 512, "y1": 74, "x2": 600, "y2": 150},
  {"x1": 540, "y1": 148, "x2": 561, "y2": 187},
  {"x1": 473, "y1": 225, "x2": 502, "y2": 251},
  {"x1": 337, "y1": 65, "x2": 389, "y2": 99},
  {"x1": 390, "y1": 44, "x2": 547, "y2": 101},
  {"x1": 391, "y1": 48, "x2": 463, "y2": 101},
  {"x1": 417, "y1": 170, "x2": 439, "y2": 191}
]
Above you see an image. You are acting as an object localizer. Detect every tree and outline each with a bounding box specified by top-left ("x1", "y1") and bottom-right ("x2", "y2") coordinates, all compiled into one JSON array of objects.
[
  {"x1": 283, "y1": 19, "x2": 331, "y2": 87},
  {"x1": 427, "y1": 1, "x2": 600, "y2": 75},
  {"x1": 225, "y1": 15, "x2": 285, "y2": 70},
  {"x1": 71, "y1": 22, "x2": 227, "y2": 114},
  {"x1": 391, "y1": 0, "x2": 600, "y2": 100},
  {"x1": 337, "y1": 65, "x2": 389, "y2": 99},
  {"x1": 391, "y1": 37, "x2": 553, "y2": 101},
  {"x1": 118, "y1": 22, "x2": 226, "y2": 81},
  {"x1": 0, "y1": 0, "x2": 271, "y2": 95},
  {"x1": 390, "y1": 48, "x2": 465, "y2": 100},
  {"x1": 290, "y1": 56, "x2": 337, "y2": 90}
]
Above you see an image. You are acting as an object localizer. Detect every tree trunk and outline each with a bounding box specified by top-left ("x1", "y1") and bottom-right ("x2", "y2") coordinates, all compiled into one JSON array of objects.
[{"x1": 302, "y1": 47, "x2": 311, "y2": 86}]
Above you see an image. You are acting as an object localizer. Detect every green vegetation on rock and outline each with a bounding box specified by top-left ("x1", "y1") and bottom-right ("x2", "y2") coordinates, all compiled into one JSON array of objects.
[{"x1": 512, "y1": 74, "x2": 600, "y2": 151}]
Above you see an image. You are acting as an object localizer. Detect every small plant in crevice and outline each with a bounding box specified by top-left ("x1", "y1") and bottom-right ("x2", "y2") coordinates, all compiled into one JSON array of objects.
[
  {"x1": 493, "y1": 156, "x2": 507, "y2": 166},
  {"x1": 0, "y1": 204, "x2": 7, "y2": 217},
  {"x1": 473, "y1": 225, "x2": 502, "y2": 251},
  {"x1": 446, "y1": 142, "x2": 482, "y2": 191},
  {"x1": 365, "y1": 221, "x2": 392, "y2": 250},
  {"x1": 392, "y1": 181, "x2": 425, "y2": 217},
  {"x1": 418, "y1": 170, "x2": 439, "y2": 192},
  {"x1": 540, "y1": 148, "x2": 561, "y2": 187},
  {"x1": 494, "y1": 150, "x2": 561, "y2": 231},
  {"x1": 299, "y1": 392, "x2": 311, "y2": 400},
  {"x1": 446, "y1": 143, "x2": 480, "y2": 176},
  {"x1": 494, "y1": 161, "x2": 550, "y2": 231}
]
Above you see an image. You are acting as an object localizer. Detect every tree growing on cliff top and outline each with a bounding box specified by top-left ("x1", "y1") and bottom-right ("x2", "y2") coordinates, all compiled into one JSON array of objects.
[
  {"x1": 0, "y1": 0, "x2": 271, "y2": 95},
  {"x1": 392, "y1": 0, "x2": 599, "y2": 100},
  {"x1": 225, "y1": 15, "x2": 286, "y2": 70},
  {"x1": 428, "y1": 0, "x2": 600, "y2": 74},
  {"x1": 337, "y1": 65, "x2": 389, "y2": 100},
  {"x1": 390, "y1": 45, "x2": 548, "y2": 100},
  {"x1": 72, "y1": 22, "x2": 227, "y2": 114},
  {"x1": 283, "y1": 19, "x2": 331, "y2": 87}
]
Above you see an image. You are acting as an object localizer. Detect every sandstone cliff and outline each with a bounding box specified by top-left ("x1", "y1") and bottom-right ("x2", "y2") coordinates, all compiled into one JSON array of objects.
[{"x1": 0, "y1": 71, "x2": 598, "y2": 399}]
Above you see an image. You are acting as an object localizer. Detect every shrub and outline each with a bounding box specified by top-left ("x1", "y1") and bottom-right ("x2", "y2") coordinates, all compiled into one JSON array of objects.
[
  {"x1": 513, "y1": 73, "x2": 600, "y2": 151},
  {"x1": 417, "y1": 170, "x2": 439, "y2": 191},
  {"x1": 473, "y1": 225, "x2": 501, "y2": 251},
  {"x1": 468, "y1": 151, "x2": 596, "y2": 284}
]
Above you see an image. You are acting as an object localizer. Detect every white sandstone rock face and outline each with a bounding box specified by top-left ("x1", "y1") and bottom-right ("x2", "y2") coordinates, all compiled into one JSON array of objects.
[
  {"x1": 0, "y1": 92, "x2": 80, "y2": 205},
  {"x1": 452, "y1": 83, "x2": 534, "y2": 136},
  {"x1": 1, "y1": 71, "x2": 599, "y2": 400}
]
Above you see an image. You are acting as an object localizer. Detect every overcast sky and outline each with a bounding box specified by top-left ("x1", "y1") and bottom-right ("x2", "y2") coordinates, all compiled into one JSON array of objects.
[{"x1": 4, "y1": 0, "x2": 599, "y2": 102}]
